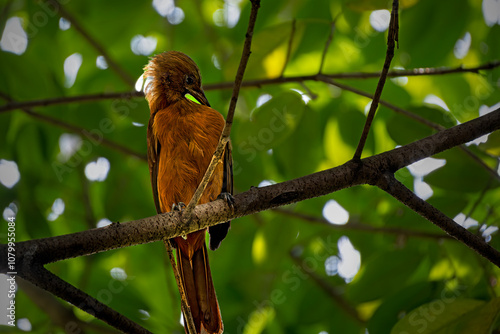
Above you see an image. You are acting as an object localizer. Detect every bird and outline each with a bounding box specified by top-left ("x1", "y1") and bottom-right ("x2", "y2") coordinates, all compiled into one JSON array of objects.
[{"x1": 144, "y1": 51, "x2": 232, "y2": 334}]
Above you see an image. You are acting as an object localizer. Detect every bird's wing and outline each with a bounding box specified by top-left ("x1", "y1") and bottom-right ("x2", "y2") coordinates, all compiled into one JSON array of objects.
[
  {"x1": 147, "y1": 115, "x2": 162, "y2": 214},
  {"x1": 208, "y1": 141, "x2": 233, "y2": 250}
]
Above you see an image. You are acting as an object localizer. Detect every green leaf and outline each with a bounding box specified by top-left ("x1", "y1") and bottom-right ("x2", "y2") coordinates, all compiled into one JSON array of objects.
[
  {"x1": 348, "y1": 249, "x2": 423, "y2": 303},
  {"x1": 425, "y1": 148, "x2": 500, "y2": 193},
  {"x1": 234, "y1": 91, "x2": 306, "y2": 153},
  {"x1": 391, "y1": 298, "x2": 500, "y2": 334}
]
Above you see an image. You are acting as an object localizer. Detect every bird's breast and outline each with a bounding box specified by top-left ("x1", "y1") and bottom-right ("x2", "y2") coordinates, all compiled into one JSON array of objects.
[{"x1": 153, "y1": 103, "x2": 225, "y2": 210}]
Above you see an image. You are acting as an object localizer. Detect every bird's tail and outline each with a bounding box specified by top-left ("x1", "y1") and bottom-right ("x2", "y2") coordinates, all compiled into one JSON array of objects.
[{"x1": 175, "y1": 233, "x2": 223, "y2": 334}]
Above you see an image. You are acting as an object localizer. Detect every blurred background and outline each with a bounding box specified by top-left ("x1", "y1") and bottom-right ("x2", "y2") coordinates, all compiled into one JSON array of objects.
[{"x1": 1, "y1": 0, "x2": 500, "y2": 333}]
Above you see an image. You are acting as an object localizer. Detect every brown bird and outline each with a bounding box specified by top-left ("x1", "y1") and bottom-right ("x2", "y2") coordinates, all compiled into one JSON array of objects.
[{"x1": 144, "y1": 51, "x2": 232, "y2": 334}]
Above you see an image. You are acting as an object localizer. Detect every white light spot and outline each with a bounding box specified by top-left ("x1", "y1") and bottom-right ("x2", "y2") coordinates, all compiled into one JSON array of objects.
[
  {"x1": 59, "y1": 17, "x2": 71, "y2": 30},
  {"x1": 0, "y1": 17, "x2": 28, "y2": 55},
  {"x1": 480, "y1": 102, "x2": 500, "y2": 116},
  {"x1": 167, "y1": 7, "x2": 185, "y2": 25},
  {"x1": 139, "y1": 309, "x2": 150, "y2": 320},
  {"x1": 258, "y1": 180, "x2": 275, "y2": 187},
  {"x1": 480, "y1": 225, "x2": 498, "y2": 242},
  {"x1": 96, "y1": 55, "x2": 108, "y2": 69},
  {"x1": 323, "y1": 200, "x2": 349, "y2": 225},
  {"x1": 364, "y1": 101, "x2": 372, "y2": 116},
  {"x1": 483, "y1": 0, "x2": 500, "y2": 27},
  {"x1": 213, "y1": 0, "x2": 242, "y2": 28},
  {"x1": 267, "y1": 149, "x2": 273, "y2": 155},
  {"x1": 17, "y1": 318, "x2": 31, "y2": 331},
  {"x1": 135, "y1": 74, "x2": 144, "y2": 91},
  {"x1": 407, "y1": 157, "x2": 446, "y2": 178},
  {"x1": 337, "y1": 236, "x2": 361, "y2": 283},
  {"x1": 3, "y1": 203, "x2": 18, "y2": 222},
  {"x1": 256, "y1": 94, "x2": 272, "y2": 108},
  {"x1": 370, "y1": 10, "x2": 391, "y2": 32},
  {"x1": 390, "y1": 66, "x2": 408, "y2": 86},
  {"x1": 467, "y1": 134, "x2": 489, "y2": 146},
  {"x1": 131, "y1": 35, "x2": 157, "y2": 56},
  {"x1": 325, "y1": 255, "x2": 339, "y2": 276},
  {"x1": 424, "y1": 94, "x2": 450, "y2": 112},
  {"x1": 58, "y1": 133, "x2": 82, "y2": 163},
  {"x1": 152, "y1": 0, "x2": 184, "y2": 24},
  {"x1": 132, "y1": 122, "x2": 145, "y2": 127},
  {"x1": 110, "y1": 267, "x2": 127, "y2": 281},
  {"x1": 454, "y1": 213, "x2": 479, "y2": 229},
  {"x1": 153, "y1": 0, "x2": 174, "y2": 16},
  {"x1": 64, "y1": 53, "x2": 83, "y2": 88},
  {"x1": 454, "y1": 32, "x2": 471, "y2": 59},
  {"x1": 212, "y1": 54, "x2": 221, "y2": 70},
  {"x1": 0, "y1": 159, "x2": 20, "y2": 188},
  {"x1": 47, "y1": 198, "x2": 65, "y2": 221},
  {"x1": 291, "y1": 89, "x2": 311, "y2": 104},
  {"x1": 414, "y1": 177, "x2": 433, "y2": 200},
  {"x1": 97, "y1": 218, "x2": 112, "y2": 228},
  {"x1": 85, "y1": 157, "x2": 110, "y2": 182}
]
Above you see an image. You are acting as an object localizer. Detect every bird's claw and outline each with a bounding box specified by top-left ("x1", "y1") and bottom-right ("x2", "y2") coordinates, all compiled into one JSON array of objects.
[
  {"x1": 217, "y1": 192, "x2": 235, "y2": 211},
  {"x1": 171, "y1": 202, "x2": 186, "y2": 211}
]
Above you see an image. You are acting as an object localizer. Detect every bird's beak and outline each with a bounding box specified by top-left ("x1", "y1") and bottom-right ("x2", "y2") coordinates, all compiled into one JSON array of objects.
[{"x1": 187, "y1": 87, "x2": 211, "y2": 107}]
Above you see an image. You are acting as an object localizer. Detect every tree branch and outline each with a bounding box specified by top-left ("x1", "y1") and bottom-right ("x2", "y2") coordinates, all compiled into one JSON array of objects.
[
  {"x1": 377, "y1": 174, "x2": 500, "y2": 267},
  {"x1": 290, "y1": 250, "x2": 365, "y2": 326},
  {"x1": 1, "y1": 62, "x2": 498, "y2": 113},
  {"x1": 48, "y1": 0, "x2": 136, "y2": 87},
  {"x1": 0, "y1": 92, "x2": 147, "y2": 161},
  {"x1": 273, "y1": 208, "x2": 452, "y2": 240},
  {"x1": 182, "y1": 0, "x2": 261, "y2": 219},
  {"x1": 21, "y1": 265, "x2": 151, "y2": 333},
  {"x1": 4, "y1": 108, "x2": 499, "y2": 273},
  {"x1": 353, "y1": 0, "x2": 398, "y2": 160}
]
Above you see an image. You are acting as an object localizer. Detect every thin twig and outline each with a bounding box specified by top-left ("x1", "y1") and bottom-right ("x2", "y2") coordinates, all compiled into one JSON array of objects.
[
  {"x1": 273, "y1": 208, "x2": 451, "y2": 240},
  {"x1": 163, "y1": 240, "x2": 197, "y2": 334},
  {"x1": 0, "y1": 92, "x2": 146, "y2": 161},
  {"x1": 48, "y1": 0, "x2": 136, "y2": 87},
  {"x1": 353, "y1": 0, "x2": 399, "y2": 160},
  {"x1": 318, "y1": 16, "x2": 340, "y2": 74},
  {"x1": 2, "y1": 62, "x2": 498, "y2": 113},
  {"x1": 289, "y1": 250, "x2": 365, "y2": 325},
  {"x1": 0, "y1": 91, "x2": 144, "y2": 113},
  {"x1": 280, "y1": 19, "x2": 296, "y2": 77},
  {"x1": 378, "y1": 173, "x2": 500, "y2": 268},
  {"x1": 182, "y1": 0, "x2": 261, "y2": 220},
  {"x1": 316, "y1": 77, "x2": 500, "y2": 182}
]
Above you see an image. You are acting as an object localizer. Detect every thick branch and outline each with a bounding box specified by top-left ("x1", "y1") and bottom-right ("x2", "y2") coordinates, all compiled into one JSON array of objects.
[
  {"x1": 22, "y1": 266, "x2": 151, "y2": 333},
  {"x1": 378, "y1": 174, "x2": 500, "y2": 267},
  {"x1": 4, "y1": 108, "x2": 499, "y2": 271}
]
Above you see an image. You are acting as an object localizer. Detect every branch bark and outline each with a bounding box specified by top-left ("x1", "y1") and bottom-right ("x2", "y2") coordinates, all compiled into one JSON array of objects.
[{"x1": 4, "y1": 107, "x2": 499, "y2": 274}]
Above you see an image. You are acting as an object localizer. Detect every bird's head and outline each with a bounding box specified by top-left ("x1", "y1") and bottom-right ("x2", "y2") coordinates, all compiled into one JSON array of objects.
[{"x1": 144, "y1": 51, "x2": 210, "y2": 113}]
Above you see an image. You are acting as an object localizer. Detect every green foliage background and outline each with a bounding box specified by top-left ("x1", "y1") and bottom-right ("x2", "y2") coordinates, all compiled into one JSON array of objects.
[{"x1": 1, "y1": 0, "x2": 500, "y2": 333}]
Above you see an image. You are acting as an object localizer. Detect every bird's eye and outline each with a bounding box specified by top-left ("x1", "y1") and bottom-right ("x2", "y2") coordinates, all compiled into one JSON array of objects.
[{"x1": 186, "y1": 76, "x2": 194, "y2": 85}]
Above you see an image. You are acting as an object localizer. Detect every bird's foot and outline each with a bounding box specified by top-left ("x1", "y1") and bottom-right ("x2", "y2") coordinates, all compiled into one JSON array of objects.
[
  {"x1": 171, "y1": 202, "x2": 186, "y2": 212},
  {"x1": 217, "y1": 192, "x2": 235, "y2": 211}
]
